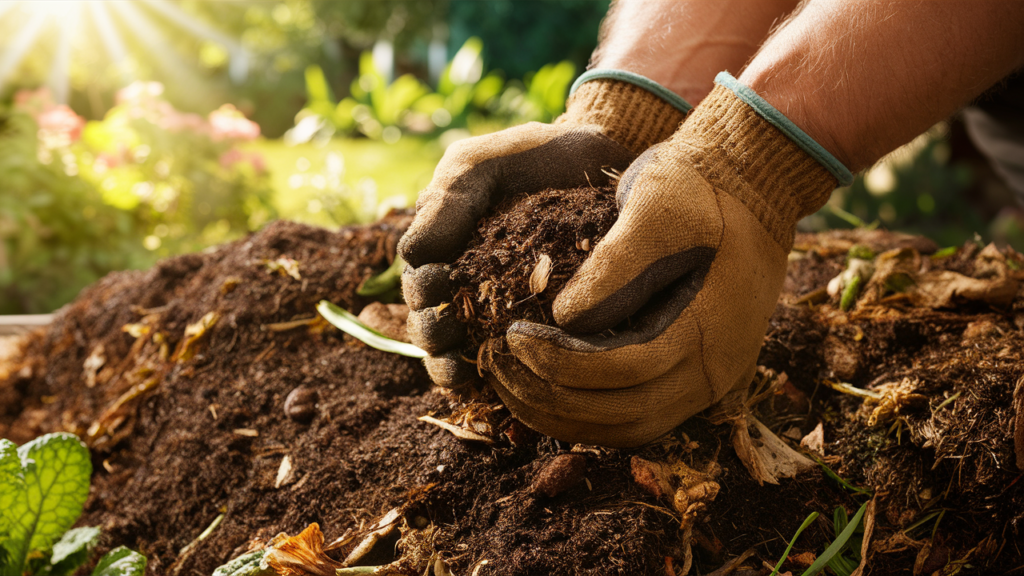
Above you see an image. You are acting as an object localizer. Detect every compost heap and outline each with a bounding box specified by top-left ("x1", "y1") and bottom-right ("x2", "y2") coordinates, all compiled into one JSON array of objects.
[{"x1": 2, "y1": 203, "x2": 1024, "y2": 576}]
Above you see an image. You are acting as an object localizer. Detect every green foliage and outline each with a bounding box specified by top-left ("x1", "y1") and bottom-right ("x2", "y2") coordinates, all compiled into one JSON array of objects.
[
  {"x1": 1, "y1": 433, "x2": 92, "y2": 576},
  {"x1": 768, "y1": 512, "x2": 819, "y2": 576},
  {"x1": 89, "y1": 547, "x2": 146, "y2": 576},
  {"x1": 212, "y1": 548, "x2": 272, "y2": 576},
  {"x1": 1, "y1": 87, "x2": 275, "y2": 314},
  {"x1": 317, "y1": 300, "x2": 428, "y2": 358},
  {"x1": 291, "y1": 37, "x2": 575, "y2": 144},
  {"x1": 357, "y1": 255, "x2": 405, "y2": 300},
  {"x1": 47, "y1": 527, "x2": 102, "y2": 575},
  {"x1": 0, "y1": 435, "x2": 146, "y2": 576}
]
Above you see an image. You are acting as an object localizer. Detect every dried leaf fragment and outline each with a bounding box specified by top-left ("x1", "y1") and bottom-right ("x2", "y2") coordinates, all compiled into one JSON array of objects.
[
  {"x1": 275, "y1": 455, "x2": 294, "y2": 489},
  {"x1": 263, "y1": 523, "x2": 344, "y2": 576},
  {"x1": 177, "y1": 311, "x2": 220, "y2": 362},
  {"x1": 1014, "y1": 375, "x2": 1024, "y2": 471},
  {"x1": 83, "y1": 344, "x2": 106, "y2": 388},
  {"x1": 529, "y1": 254, "x2": 552, "y2": 294},
  {"x1": 264, "y1": 257, "x2": 302, "y2": 281},
  {"x1": 418, "y1": 415, "x2": 495, "y2": 443}
]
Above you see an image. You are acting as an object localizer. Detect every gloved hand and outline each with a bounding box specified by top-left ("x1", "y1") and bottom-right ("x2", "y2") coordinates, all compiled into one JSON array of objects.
[
  {"x1": 484, "y1": 73, "x2": 853, "y2": 447},
  {"x1": 399, "y1": 71, "x2": 691, "y2": 388}
]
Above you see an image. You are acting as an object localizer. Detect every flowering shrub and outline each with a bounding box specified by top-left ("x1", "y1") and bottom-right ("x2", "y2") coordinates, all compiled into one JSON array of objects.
[{"x1": 0, "y1": 84, "x2": 276, "y2": 314}]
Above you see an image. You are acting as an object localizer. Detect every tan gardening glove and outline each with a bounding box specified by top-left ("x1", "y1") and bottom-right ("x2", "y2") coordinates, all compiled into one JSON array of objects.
[
  {"x1": 399, "y1": 71, "x2": 691, "y2": 388},
  {"x1": 485, "y1": 73, "x2": 854, "y2": 447}
]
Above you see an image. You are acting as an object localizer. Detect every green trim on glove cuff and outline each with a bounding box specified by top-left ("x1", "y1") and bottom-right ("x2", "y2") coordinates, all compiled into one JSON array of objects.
[
  {"x1": 571, "y1": 69, "x2": 693, "y2": 114},
  {"x1": 714, "y1": 72, "x2": 854, "y2": 187}
]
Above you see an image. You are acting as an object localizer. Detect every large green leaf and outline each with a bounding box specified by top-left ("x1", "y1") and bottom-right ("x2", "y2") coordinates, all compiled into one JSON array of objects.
[
  {"x1": 91, "y1": 547, "x2": 146, "y2": 576},
  {"x1": 2, "y1": 433, "x2": 92, "y2": 576},
  {"x1": 0, "y1": 439, "x2": 23, "y2": 533}
]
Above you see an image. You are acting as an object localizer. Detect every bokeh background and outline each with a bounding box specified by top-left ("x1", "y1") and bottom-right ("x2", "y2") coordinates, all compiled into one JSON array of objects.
[{"x1": 1, "y1": 0, "x2": 1021, "y2": 314}]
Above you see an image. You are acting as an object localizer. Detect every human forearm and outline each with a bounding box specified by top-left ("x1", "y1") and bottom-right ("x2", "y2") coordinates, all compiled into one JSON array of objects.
[
  {"x1": 592, "y1": 0, "x2": 799, "y2": 105},
  {"x1": 739, "y1": 0, "x2": 1024, "y2": 172}
]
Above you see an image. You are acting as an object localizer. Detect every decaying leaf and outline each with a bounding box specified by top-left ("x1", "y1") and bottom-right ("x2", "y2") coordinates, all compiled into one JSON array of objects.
[
  {"x1": 849, "y1": 497, "x2": 877, "y2": 576},
  {"x1": 800, "y1": 422, "x2": 825, "y2": 456},
  {"x1": 343, "y1": 508, "x2": 402, "y2": 567},
  {"x1": 866, "y1": 378, "x2": 928, "y2": 427},
  {"x1": 631, "y1": 455, "x2": 720, "y2": 575},
  {"x1": 418, "y1": 415, "x2": 495, "y2": 444},
  {"x1": 1014, "y1": 375, "x2": 1024, "y2": 471},
  {"x1": 176, "y1": 312, "x2": 220, "y2": 362},
  {"x1": 82, "y1": 344, "x2": 106, "y2": 388},
  {"x1": 529, "y1": 254, "x2": 552, "y2": 295},
  {"x1": 264, "y1": 257, "x2": 302, "y2": 281},
  {"x1": 263, "y1": 523, "x2": 344, "y2": 576},
  {"x1": 732, "y1": 410, "x2": 814, "y2": 486}
]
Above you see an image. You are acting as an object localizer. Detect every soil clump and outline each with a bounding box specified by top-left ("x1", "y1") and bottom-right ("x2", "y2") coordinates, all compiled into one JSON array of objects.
[
  {"x1": 2, "y1": 213, "x2": 1023, "y2": 575},
  {"x1": 450, "y1": 186, "x2": 618, "y2": 347}
]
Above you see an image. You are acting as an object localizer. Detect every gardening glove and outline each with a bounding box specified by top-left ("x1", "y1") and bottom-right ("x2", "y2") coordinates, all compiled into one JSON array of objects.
[
  {"x1": 399, "y1": 71, "x2": 692, "y2": 388},
  {"x1": 486, "y1": 73, "x2": 854, "y2": 447}
]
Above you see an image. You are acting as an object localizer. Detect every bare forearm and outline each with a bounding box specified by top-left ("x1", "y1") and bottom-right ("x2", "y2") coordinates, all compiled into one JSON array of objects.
[
  {"x1": 739, "y1": 0, "x2": 1024, "y2": 172},
  {"x1": 593, "y1": 0, "x2": 799, "y2": 105}
]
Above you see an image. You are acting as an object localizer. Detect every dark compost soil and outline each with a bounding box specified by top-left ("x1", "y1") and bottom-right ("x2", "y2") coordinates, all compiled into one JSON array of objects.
[
  {"x1": 2, "y1": 209, "x2": 1024, "y2": 576},
  {"x1": 450, "y1": 186, "x2": 618, "y2": 347}
]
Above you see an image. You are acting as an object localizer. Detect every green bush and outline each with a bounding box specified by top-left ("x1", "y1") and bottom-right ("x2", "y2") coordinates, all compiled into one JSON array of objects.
[{"x1": 0, "y1": 86, "x2": 276, "y2": 314}]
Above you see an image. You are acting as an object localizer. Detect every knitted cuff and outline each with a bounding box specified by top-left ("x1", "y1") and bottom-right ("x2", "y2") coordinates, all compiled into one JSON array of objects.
[
  {"x1": 673, "y1": 76, "x2": 849, "y2": 245},
  {"x1": 559, "y1": 72, "x2": 691, "y2": 155}
]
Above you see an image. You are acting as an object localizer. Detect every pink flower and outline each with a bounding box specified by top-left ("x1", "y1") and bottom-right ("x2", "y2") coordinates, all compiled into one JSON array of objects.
[
  {"x1": 208, "y1": 104, "x2": 260, "y2": 141},
  {"x1": 36, "y1": 105, "x2": 85, "y2": 145},
  {"x1": 13, "y1": 87, "x2": 55, "y2": 117},
  {"x1": 116, "y1": 81, "x2": 164, "y2": 105},
  {"x1": 219, "y1": 148, "x2": 267, "y2": 174}
]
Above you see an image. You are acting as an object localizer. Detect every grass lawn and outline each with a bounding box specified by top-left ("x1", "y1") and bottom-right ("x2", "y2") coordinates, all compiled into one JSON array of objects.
[{"x1": 245, "y1": 136, "x2": 443, "y2": 228}]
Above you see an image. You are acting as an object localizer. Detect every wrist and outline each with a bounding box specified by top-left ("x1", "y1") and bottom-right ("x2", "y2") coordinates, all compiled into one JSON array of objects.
[
  {"x1": 559, "y1": 71, "x2": 691, "y2": 155},
  {"x1": 671, "y1": 73, "x2": 852, "y2": 246}
]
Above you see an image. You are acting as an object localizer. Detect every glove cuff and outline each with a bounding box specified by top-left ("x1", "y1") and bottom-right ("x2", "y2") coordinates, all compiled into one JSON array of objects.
[
  {"x1": 559, "y1": 70, "x2": 691, "y2": 156},
  {"x1": 674, "y1": 73, "x2": 852, "y2": 246}
]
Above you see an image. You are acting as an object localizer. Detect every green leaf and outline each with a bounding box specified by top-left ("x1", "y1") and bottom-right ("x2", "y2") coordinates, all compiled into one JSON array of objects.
[
  {"x1": 800, "y1": 501, "x2": 869, "y2": 576},
  {"x1": 0, "y1": 439, "x2": 24, "y2": 535},
  {"x1": 768, "y1": 512, "x2": 819, "y2": 576},
  {"x1": 3, "y1": 433, "x2": 92, "y2": 576},
  {"x1": 317, "y1": 300, "x2": 427, "y2": 358},
  {"x1": 47, "y1": 526, "x2": 101, "y2": 575},
  {"x1": 356, "y1": 256, "x2": 405, "y2": 297},
  {"x1": 212, "y1": 549, "x2": 272, "y2": 576},
  {"x1": 91, "y1": 547, "x2": 146, "y2": 576}
]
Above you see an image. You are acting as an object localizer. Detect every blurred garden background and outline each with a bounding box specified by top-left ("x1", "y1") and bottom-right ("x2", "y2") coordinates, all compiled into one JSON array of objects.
[{"x1": 1, "y1": 0, "x2": 1022, "y2": 314}]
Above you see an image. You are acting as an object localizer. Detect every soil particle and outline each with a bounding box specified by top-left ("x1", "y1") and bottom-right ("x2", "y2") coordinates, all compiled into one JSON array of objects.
[
  {"x1": 283, "y1": 386, "x2": 318, "y2": 424},
  {"x1": 530, "y1": 453, "x2": 586, "y2": 497}
]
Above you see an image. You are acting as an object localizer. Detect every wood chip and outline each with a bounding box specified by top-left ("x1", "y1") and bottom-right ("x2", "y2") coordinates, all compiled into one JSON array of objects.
[
  {"x1": 275, "y1": 455, "x2": 294, "y2": 489},
  {"x1": 418, "y1": 415, "x2": 495, "y2": 443},
  {"x1": 233, "y1": 428, "x2": 259, "y2": 437},
  {"x1": 529, "y1": 254, "x2": 552, "y2": 295}
]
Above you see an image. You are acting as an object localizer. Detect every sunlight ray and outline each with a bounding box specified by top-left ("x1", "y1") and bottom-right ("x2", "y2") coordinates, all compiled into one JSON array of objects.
[
  {"x1": 0, "y1": 10, "x2": 48, "y2": 94},
  {"x1": 139, "y1": 0, "x2": 250, "y2": 83},
  {"x1": 87, "y1": 1, "x2": 132, "y2": 84},
  {"x1": 47, "y1": 1, "x2": 81, "y2": 103},
  {"x1": 107, "y1": 0, "x2": 203, "y2": 89}
]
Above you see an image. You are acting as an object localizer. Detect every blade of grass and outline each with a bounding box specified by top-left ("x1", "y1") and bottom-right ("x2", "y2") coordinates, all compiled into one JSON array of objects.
[
  {"x1": 317, "y1": 300, "x2": 427, "y2": 358},
  {"x1": 801, "y1": 501, "x2": 869, "y2": 576},
  {"x1": 810, "y1": 454, "x2": 873, "y2": 495},
  {"x1": 768, "y1": 512, "x2": 819, "y2": 576},
  {"x1": 357, "y1": 256, "x2": 405, "y2": 297}
]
